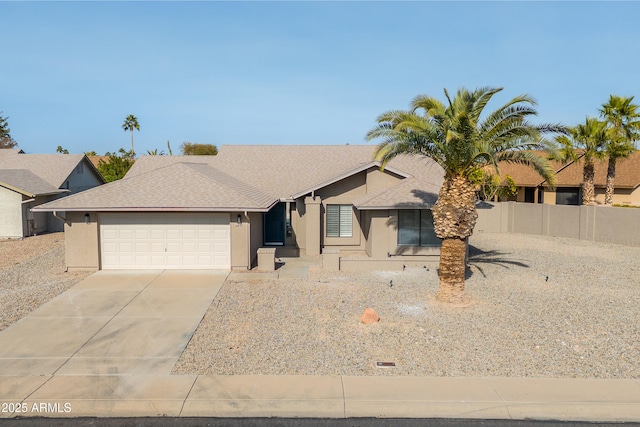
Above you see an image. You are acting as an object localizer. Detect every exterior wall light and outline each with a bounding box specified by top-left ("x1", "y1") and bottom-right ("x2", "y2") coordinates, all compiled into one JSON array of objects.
[
  {"x1": 84, "y1": 213, "x2": 90, "y2": 224},
  {"x1": 237, "y1": 214, "x2": 242, "y2": 226}
]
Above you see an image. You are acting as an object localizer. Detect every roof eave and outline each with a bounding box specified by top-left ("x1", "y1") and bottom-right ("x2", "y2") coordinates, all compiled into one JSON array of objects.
[
  {"x1": 31, "y1": 206, "x2": 274, "y2": 213},
  {"x1": 290, "y1": 162, "x2": 411, "y2": 199}
]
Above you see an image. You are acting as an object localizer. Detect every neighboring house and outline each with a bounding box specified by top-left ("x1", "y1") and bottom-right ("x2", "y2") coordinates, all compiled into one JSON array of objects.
[
  {"x1": 494, "y1": 151, "x2": 640, "y2": 206},
  {"x1": 33, "y1": 145, "x2": 444, "y2": 271},
  {"x1": 0, "y1": 149, "x2": 105, "y2": 238}
]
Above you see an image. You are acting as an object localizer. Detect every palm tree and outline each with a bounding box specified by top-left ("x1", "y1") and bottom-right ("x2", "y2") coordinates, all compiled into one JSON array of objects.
[
  {"x1": 122, "y1": 115, "x2": 140, "y2": 158},
  {"x1": 599, "y1": 95, "x2": 639, "y2": 205},
  {"x1": 367, "y1": 87, "x2": 565, "y2": 304},
  {"x1": 554, "y1": 117, "x2": 607, "y2": 205}
]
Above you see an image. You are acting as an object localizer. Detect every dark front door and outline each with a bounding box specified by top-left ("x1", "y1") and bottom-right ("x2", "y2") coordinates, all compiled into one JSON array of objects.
[{"x1": 264, "y1": 202, "x2": 285, "y2": 245}]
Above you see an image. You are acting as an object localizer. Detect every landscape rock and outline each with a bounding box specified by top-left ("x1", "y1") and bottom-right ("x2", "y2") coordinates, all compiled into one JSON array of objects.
[{"x1": 361, "y1": 307, "x2": 380, "y2": 324}]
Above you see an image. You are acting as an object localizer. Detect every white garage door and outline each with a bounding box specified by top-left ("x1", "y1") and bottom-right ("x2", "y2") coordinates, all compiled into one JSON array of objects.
[{"x1": 100, "y1": 212, "x2": 230, "y2": 270}]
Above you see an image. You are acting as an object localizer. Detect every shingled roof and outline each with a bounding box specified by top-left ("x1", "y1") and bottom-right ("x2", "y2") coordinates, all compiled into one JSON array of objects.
[
  {"x1": 34, "y1": 145, "x2": 444, "y2": 212},
  {"x1": 35, "y1": 162, "x2": 277, "y2": 212},
  {"x1": 0, "y1": 169, "x2": 67, "y2": 197},
  {"x1": 493, "y1": 150, "x2": 640, "y2": 189},
  {"x1": 550, "y1": 151, "x2": 640, "y2": 188},
  {"x1": 0, "y1": 149, "x2": 93, "y2": 189}
]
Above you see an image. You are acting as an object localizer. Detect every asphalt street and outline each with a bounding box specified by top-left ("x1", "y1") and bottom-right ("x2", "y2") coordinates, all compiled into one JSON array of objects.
[{"x1": 2, "y1": 419, "x2": 640, "y2": 427}]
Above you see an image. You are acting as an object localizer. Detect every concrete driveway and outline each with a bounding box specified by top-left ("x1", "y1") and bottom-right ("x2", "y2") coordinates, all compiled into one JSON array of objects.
[{"x1": 0, "y1": 270, "x2": 228, "y2": 376}]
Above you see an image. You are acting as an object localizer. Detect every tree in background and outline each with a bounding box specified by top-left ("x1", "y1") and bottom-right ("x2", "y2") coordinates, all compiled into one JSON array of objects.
[
  {"x1": 599, "y1": 95, "x2": 640, "y2": 205},
  {"x1": 56, "y1": 146, "x2": 69, "y2": 154},
  {"x1": 97, "y1": 150, "x2": 134, "y2": 182},
  {"x1": 167, "y1": 140, "x2": 173, "y2": 155},
  {"x1": 0, "y1": 113, "x2": 17, "y2": 149},
  {"x1": 181, "y1": 142, "x2": 218, "y2": 155},
  {"x1": 469, "y1": 169, "x2": 517, "y2": 201},
  {"x1": 122, "y1": 115, "x2": 140, "y2": 158},
  {"x1": 146, "y1": 148, "x2": 165, "y2": 155},
  {"x1": 554, "y1": 117, "x2": 607, "y2": 205},
  {"x1": 367, "y1": 87, "x2": 564, "y2": 304}
]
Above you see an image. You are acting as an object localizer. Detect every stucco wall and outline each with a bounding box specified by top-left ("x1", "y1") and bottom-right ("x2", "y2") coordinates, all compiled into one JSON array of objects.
[
  {"x1": 65, "y1": 211, "x2": 100, "y2": 270},
  {"x1": 0, "y1": 187, "x2": 23, "y2": 238},
  {"x1": 476, "y1": 201, "x2": 640, "y2": 246},
  {"x1": 248, "y1": 212, "x2": 263, "y2": 268},
  {"x1": 230, "y1": 214, "x2": 250, "y2": 270},
  {"x1": 366, "y1": 167, "x2": 403, "y2": 194}
]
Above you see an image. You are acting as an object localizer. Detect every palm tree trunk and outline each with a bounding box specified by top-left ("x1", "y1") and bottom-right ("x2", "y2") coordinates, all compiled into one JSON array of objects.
[
  {"x1": 432, "y1": 175, "x2": 477, "y2": 303},
  {"x1": 605, "y1": 157, "x2": 616, "y2": 205},
  {"x1": 582, "y1": 161, "x2": 595, "y2": 205},
  {"x1": 437, "y1": 237, "x2": 468, "y2": 303},
  {"x1": 130, "y1": 130, "x2": 135, "y2": 157}
]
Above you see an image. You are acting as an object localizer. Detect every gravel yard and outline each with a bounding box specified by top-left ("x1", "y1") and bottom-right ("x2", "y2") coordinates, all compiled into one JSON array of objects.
[
  {"x1": 0, "y1": 233, "x2": 93, "y2": 332},
  {"x1": 173, "y1": 232, "x2": 640, "y2": 378}
]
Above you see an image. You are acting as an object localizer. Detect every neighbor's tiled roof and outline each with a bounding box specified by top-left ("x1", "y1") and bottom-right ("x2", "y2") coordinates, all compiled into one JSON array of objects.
[
  {"x1": 0, "y1": 149, "x2": 88, "y2": 188},
  {"x1": 492, "y1": 151, "x2": 567, "y2": 187},
  {"x1": 0, "y1": 169, "x2": 68, "y2": 197},
  {"x1": 34, "y1": 162, "x2": 277, "y2": 212},
  {"x1": 549, "y1": 151, "x2": 640, "y2": 188},
  {"x1": 493, "y1": 150, "x2": 640, "y2": 189},
  {"x1": 87, "y1": 155, "x2": 110, "y2": 168}
]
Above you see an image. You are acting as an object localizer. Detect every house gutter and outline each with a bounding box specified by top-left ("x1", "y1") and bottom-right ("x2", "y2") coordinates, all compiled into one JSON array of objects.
[
  {"x1": 52, "y1": 210, "x2": 66, "y2": 222},
  {"x1": 21, "y1": 198, "x2": 36, "y2": 204}
]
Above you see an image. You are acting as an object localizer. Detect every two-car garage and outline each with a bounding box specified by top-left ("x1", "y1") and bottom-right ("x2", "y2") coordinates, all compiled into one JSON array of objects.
[{"x1": 99, "y1": 212, "x2": 231, "y2": 270}]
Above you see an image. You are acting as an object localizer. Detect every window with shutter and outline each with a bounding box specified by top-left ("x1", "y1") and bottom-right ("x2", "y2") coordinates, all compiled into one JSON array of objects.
[{"x1": 326, "y1": 204, "x2": 353, "y2": 238}]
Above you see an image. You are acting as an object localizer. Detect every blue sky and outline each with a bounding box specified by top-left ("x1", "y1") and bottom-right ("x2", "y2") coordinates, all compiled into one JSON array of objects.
[{"x1": 3, "y1": 1, "x2": 640, "y2": 155}]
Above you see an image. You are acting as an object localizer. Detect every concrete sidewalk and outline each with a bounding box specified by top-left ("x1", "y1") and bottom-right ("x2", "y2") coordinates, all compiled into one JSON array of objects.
[{"x1": 1, "y1": 375, "x2": 640, "y2": 421}]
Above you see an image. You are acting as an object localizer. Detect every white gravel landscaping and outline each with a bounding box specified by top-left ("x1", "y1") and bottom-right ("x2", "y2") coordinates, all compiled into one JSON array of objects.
[
  {"x1": 0, "y1": 233, "x2": 93, "y2": 332},
  {"x1": 173, "y1": 232, "x2": 640, "y2": 378}
]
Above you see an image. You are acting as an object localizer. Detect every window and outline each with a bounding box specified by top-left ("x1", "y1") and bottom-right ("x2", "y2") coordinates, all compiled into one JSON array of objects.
[
  {"x1": 326, "y1": 205, "x2": 352, "y2": 237},
  {"x1": 555, "y1": 188, "x2": 579, "y2": 206},
  {"x1": 398, "y1": 210, "x2": 440, "y2": 246}
]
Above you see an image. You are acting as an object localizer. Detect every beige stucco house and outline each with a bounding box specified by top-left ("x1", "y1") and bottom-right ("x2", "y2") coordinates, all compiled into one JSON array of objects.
[
  {"x1": 495, "y1": 151, "x2": 640, "y2": 206},
  {"x1": 0, "y1": 149, "x2": 104, "y2": 238},
  {"x1": 33, "y1": 145, "x2": 444, "y2": 271}
]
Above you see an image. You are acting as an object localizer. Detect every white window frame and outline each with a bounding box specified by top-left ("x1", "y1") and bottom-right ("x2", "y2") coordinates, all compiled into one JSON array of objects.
[{"x1": 326, "y1": 204, "x2": 353, "y2": 238}]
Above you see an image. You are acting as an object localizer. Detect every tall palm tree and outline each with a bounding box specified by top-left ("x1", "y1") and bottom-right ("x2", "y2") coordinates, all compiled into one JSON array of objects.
[
  {"x1": 122, "y1": 114, "x2": 140, "y2": 158},
  {"x1": 367, "y1": 87, "x2": 565, "y2": 304},
  {"x1": 599, "y1": 95, "x2": 639, "y2": 205},
  {"x1": 554, "y1": 117, "x2": 607, "y2": 205}
]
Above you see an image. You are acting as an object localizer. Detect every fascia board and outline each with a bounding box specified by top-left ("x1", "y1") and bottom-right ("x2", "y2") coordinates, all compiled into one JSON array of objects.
[{"x1": 291, "y1": 162, "x2": 411, "y2": 199}]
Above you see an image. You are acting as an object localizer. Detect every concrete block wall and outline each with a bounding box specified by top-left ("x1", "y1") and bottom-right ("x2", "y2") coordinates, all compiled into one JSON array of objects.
[{"x1": 476, "y1": 201, "x2": 640, "y2": 246}]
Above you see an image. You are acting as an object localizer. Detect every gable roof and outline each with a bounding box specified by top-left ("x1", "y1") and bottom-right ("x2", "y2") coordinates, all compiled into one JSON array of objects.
[
  {"x1": 549, "y1": 151, "x2": 640, "y2": 188},
  {"x1": 0, "y1": 149, "x2": 104, "y2": 188},
  {"x1": 33, "y1": 162, "x2": 277, "y2": 212},
  {"x1": 0, "y1": 169, "x2": 68, "y2": 197},
  {"x1": 495, "y1": 150, "x2": 640, "y2": 189},
  {"x1": 34, "y1": 145, "x2": 444, "y2": 212},
  {"x1": 492, "y1": 151, "x2": 567, "y2": 187}
]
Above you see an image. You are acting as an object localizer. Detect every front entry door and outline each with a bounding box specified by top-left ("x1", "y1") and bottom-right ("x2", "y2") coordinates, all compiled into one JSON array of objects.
[{"x1": 264, "y1": 202, "x2": 285, "y2": 245}]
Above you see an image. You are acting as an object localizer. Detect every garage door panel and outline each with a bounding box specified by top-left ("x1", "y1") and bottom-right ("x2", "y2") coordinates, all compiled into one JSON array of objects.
[
  {"x1": 135, "y1": 229, "x2": 150, "y2": 239},
  {"x1": 101, "y1": 213, "x2": 230, "y2": 270}
]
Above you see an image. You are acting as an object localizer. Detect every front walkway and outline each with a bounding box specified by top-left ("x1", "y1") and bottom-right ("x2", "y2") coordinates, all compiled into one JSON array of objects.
[{"x1": 0, "y1": 270, "x2": 227, "y2": 376}]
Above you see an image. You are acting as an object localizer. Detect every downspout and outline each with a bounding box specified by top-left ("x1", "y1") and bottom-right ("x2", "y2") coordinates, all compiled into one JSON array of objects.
[
  {"x1": 52, "y1": 210, "x2": 67, "y2": 222},
  {"x1": 22, "y1": 199, "x2": 36, "y2": 237}
]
